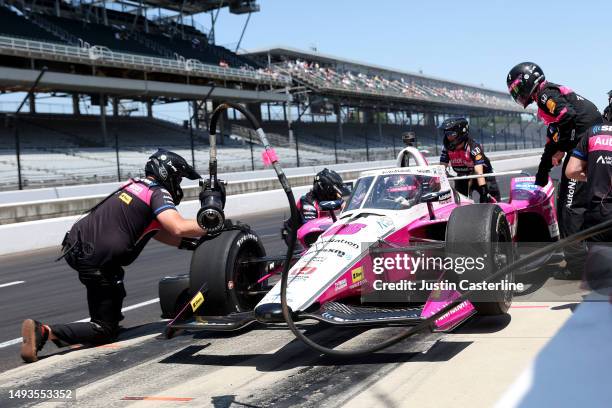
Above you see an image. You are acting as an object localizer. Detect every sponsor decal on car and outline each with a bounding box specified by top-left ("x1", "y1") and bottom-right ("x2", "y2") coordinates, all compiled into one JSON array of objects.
[
  {"x1": 349, "y1": 279, "x2": 366, "y2": 289},
  {"x1": 375, "y1": 217, "x2": 394, "y2": 233},
  {"x1": 323, "y1": 223, "x2": 367, "y2": 237},
  {"x1": 289, "y1": 266, "x2": 317, "y2": 277},
  {"x1": 334, "y1": 279, "x2": 348, "y2": 291},
  {"x1": 515, "y1": 182, "x2": 537, "y2": 191},
  {"x1": 299, "y1": 255, "x2": 325, "y2": 264},
  {"x1": 351, "y1": 266, "x2": 364, "y2": 283},
  {"x1": 514, "y1": 176, "x2": 536, "y2": 183},
  {"x1": 318, "y1": 238, "x2": 360, "y2": 249}
]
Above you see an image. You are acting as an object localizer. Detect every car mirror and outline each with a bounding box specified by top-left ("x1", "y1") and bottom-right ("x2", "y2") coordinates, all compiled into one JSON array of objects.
[
  {"x1": 421, "y1": 190, "x2": 451, "y2": 203},
  {"x1": 319, "y1": 199, "x2": 343, "y2": 211},
  {"x1": 342, "y1": 182, "x2": 353, "y2": 195}
]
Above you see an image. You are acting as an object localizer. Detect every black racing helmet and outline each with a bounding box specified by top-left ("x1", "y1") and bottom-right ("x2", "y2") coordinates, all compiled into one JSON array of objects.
[
  {"x1": 313, "y1": 168, "x2": 350, "y2": 201},
  {"x1": 440, "y1": 117, "x2": 469, "y2": 151},
  {"x1": 401, "y1": 131, "x2": 416, "y2": 146},
  {"x1": 144, "y1": 148, "x2": 201, "y2": 204},
  {"x1": 507, "y1": 62, "x2": 545, "y2": 108}
]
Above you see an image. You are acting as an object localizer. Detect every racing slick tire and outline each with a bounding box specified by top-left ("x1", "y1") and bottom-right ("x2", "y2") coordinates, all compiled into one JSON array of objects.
[
  {"x1": 446, "y1": 204, "x2": 514, "y2": 316},
  {"x1": 190, "y1": 228, "x2": 267, "y2": 316}
]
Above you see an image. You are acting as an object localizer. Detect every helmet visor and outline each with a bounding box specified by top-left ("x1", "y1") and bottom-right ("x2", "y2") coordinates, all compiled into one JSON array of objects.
[
  {"x1": 444, "y1": 132, "x2": 460, "y2": 150},
  {"x1": 508, "y1": 80, "x2": 531, "y2": 108}
]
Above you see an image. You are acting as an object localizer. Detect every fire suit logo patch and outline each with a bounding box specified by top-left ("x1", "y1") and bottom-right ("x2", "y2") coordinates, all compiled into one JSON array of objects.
[
  {"x1": 552, "y1": 131, "x2": 559, "y2": 143},
  {"x1": 119, "y1": 192, "x2": 133, "y2": 205},
  {"x1": 546, "y1": 99, "x2": 556, "y2": 114}
]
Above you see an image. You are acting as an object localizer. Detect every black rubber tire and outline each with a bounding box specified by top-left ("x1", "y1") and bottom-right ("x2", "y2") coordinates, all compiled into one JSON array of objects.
[
  {"x1": 190, "y1": 229, "x2": 266, "y2": 316},
  {"x1": 446, "y1": 204, "x2": 514, "y2": 316}
]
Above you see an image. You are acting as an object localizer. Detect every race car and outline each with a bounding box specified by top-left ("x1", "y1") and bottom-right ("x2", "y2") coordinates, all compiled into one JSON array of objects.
[{"x1": 159, "y1": 146, "x2": 559, "y2": 334}]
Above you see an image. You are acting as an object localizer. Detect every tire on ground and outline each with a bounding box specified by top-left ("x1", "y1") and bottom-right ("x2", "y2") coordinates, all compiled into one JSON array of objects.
[
  {"x1": 190, "y1": 228, "x2": 266, "y2": 316},
  {"x1": 445, "y1": 204, "x2": 514, "y2": 316}
]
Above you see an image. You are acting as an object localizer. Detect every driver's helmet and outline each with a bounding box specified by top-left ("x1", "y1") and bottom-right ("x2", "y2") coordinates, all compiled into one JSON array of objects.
[
  {"x1": 313, "y1": 168, "x2": 350, "y2": 201},
  {"x1": 506, "y1": 62, "x2": 545, "y2": 108},
  {"x1": 440, "y1": 118, "x2": 469, "y2": 151},
  {"x1": 380, "y1": 174, "x2": 421, "y2": 202},
  {"x1": 144, "y1": 148, "x2": 201, "y2": 205}
]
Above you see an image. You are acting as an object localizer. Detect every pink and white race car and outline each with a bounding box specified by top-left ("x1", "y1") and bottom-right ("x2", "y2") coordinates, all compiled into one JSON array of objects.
[{"x1": 160, "y1": 147, "x2": 559, "y2": 333}]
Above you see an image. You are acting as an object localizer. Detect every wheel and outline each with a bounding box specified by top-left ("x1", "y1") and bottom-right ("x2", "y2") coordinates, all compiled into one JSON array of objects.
[
  {"x1": 190, "y1": 228, "x2": 266, "y2": 316},
  {"x1": 446, "y1": 204, "x2": 514, "y2": 315}
]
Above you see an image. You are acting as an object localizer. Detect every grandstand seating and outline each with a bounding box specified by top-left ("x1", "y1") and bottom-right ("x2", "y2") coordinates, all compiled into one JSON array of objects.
[
  {"x1": 42, "y1": 15, "x2": 157, "y2": 56},
  {"x1": 281, "y1": 60, "x2": 518, "y2": 110},
  {"x1": 0, "y1": 3, "x2": 257, "y2": 69},
  {"x1": 0, "y1": 6, "x2": 62, "y2": 43}
]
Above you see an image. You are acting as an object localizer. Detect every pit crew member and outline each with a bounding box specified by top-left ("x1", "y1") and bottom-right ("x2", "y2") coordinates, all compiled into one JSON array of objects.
[
  {"x1": 439, "y1": 117, "x2": 500, "y2": 203},
  {"x1": 281, "y1": 168, "x2": 350, "y2": 243},
  {"x1": 507, "y1": 62, "x2": 602, "y2": 279},
  {"x1": 566, "y1": 122, "x2": 612, "y2": 242},
  {"x1": 566, "y1": 119, "x2": 612, "y2": 295},
  {"x1": 20, "y1": 149, "x2": 222, "y2": 363}
]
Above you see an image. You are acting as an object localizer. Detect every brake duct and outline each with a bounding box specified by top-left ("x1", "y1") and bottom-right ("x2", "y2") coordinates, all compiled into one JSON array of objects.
[{"x1": 208, "y1": 102, "x2": 612, "y2": 358}]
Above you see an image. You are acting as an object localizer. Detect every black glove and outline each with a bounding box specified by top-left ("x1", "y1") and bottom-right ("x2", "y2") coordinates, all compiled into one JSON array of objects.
[
  {"x1": 535, "y1": 166, "x2": 549, "y2": 187},
  {"x1": 178, "y1": 237, "x2": 199, "y2": 250},
  {"x1": 477, "y1": 184, "x2": 491, "y2": 203}
]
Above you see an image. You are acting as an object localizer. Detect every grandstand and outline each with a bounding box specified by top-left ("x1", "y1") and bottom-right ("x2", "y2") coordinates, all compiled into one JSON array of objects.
[
  {"x1": 0, "y1": 0, "x2": 545, "y2": 191},
  {"x1": 247, "y1": 47, "x2": 521, "y2": 112}
]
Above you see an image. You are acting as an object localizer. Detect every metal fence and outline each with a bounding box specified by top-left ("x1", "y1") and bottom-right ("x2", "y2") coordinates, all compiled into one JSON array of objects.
[
  {"x1": 0, "y1": 36, "x2": 291, "y2": 86},
  {"x1": 0, "y1": 116, "x2": 546, "y2": 191}
]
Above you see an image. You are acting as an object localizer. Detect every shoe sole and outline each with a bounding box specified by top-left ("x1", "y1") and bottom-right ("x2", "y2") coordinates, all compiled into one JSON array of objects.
[{"x1": 20, "y1": 319, "x2": 37, "y2": 363}]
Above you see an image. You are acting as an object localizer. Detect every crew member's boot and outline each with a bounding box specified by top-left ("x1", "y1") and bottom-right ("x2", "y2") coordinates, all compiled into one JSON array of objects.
[{"x1": 21, "y1": 319, "x2": 49, "y2": 363}]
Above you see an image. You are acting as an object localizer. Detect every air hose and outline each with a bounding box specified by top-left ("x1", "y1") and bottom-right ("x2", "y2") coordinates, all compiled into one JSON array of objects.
[{"x1": 210, "y1": 102, "x2": 612, "y2": 358}]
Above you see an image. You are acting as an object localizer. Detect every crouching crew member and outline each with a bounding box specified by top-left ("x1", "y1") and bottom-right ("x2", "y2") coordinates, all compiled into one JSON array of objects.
[{"x1": 19, "y1": 149, "x2": 222, "y2": 363}]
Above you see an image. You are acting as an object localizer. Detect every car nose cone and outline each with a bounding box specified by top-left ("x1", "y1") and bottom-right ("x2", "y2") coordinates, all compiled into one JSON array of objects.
[{"x1": 254, "y1": 303, "x2": 292, "y2": 323}]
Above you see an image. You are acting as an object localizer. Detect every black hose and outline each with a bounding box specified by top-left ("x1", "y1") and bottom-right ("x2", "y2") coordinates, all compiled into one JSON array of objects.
[{"x1": 210, "y1": 102, "x2": 612, "y2": 358}]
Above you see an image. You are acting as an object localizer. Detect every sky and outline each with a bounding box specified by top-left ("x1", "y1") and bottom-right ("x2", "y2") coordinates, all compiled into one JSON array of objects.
[{"x1": 206, "y1": 0, "x2": 611, "y2": 109}]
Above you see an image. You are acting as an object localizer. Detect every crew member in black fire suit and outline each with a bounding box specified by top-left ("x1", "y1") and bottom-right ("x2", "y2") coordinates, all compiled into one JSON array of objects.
[
  {"x1": 20, "y1": 149, "x2": 224, "y2": 363},
  {"x1": 281, "y1": 168, "x2": 350, "y2": 244},
  {"x1": 297, "y1": 168, "x2": 350, "y2": 223},
  {"x1": 566, "y1": 122, "x2": 612, "y2": 241},
  {"x1": 566, "y1": 120, "x2": 612, "y2": 293},
  {"x1": 439, "y1": 117, "x2": 500, "y2": 203},
  {"x1": 507, "y1": 62, "x2": 603, "y2": 279},
  {"x1": 603, "y1": 90, "x2": 612, "y2": 122}
]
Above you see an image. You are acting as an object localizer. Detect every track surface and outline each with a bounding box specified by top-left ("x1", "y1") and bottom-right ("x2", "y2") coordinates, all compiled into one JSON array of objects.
[{"x1": 0, "y1": 166, "x2": 587, "y2": 407}]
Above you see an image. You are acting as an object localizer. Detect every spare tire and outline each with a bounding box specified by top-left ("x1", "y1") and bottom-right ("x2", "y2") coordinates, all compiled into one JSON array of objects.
[
  {"x1": 190, "y1": 228, "x2": 266, "y2": 316},
  {"x1": 446, "y1": 204, "x2": 514, "y2": 315}
]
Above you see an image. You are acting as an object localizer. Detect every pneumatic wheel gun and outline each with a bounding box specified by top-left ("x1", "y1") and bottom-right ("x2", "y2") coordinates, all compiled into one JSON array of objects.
[{"x1": 196, "y1": 178, "x2": 227, "y2": 236}]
